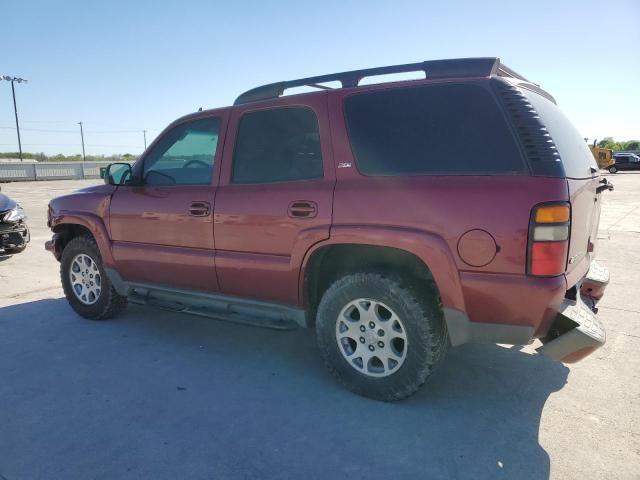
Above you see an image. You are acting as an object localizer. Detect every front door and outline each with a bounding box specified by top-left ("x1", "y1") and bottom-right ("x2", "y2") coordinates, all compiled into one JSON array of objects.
[
  {"x1": 214, "y1": 94, "x2": 335, "y2": 305},
  {"x1": 109, "y1": 114, "x2": 227, "y2": 293}
]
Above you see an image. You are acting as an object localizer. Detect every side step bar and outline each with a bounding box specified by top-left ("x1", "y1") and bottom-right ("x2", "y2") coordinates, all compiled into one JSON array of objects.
[{"x1": 105, "y1": 268, "x2": 306, "y2": 330}]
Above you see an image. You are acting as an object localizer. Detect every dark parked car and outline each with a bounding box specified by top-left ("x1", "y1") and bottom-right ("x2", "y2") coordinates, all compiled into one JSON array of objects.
[
  {"x1": 0, "y1": 186, "x2": 30, "y2": 254},
  {"x1": 608, "y1": 153, "x2": 640, "y2": 173},
  {"x1": 46, "y1": 57, "x2": 612, "y2": 400}
]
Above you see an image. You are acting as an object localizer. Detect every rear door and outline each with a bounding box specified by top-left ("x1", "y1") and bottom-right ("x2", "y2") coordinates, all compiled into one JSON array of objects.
[
  {"x1": 109, "y1": 113, "x2": 227, "y2": 292},
  {"x1": 522, "y1": 90, "x2": 600, "y2": 285},
  {"x1": 214, "y1": 93, "x2": 335, "y2": 305}
]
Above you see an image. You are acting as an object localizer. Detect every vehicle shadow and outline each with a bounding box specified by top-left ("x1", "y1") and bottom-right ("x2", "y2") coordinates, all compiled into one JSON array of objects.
[{"x1": 0, "y1": 298, "x2": 567, "y2": 480}]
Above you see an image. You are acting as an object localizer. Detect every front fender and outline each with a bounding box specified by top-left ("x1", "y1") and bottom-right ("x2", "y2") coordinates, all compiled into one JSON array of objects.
[
  {"x1": 50, "y1": 211, "x2": 115, "y2": 268},
  {"x1": 298, "y1": 225, "x2": 465, "y2": 311}
]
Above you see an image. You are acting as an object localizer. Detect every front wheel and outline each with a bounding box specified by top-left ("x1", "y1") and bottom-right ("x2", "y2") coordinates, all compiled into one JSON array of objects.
[
  {"x1": 609, "y1": 166, "x2": 617, "y2": 173},
  {"x1": 316, "y1": 273, "x2": 447, "y2": 401},
  {"x1": 60, "y1": 235, "x2": 127, "y2": 320}
]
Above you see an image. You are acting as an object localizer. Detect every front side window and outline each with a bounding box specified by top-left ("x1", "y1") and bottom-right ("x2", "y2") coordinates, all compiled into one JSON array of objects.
[
  {"x1": 344, "y1": 83, "x2": 526, "y2": 176},
  {"x1": 143, "y1": 117, "x2": 220, "y2": 186},
  {"x1": 232, "y1": 107, "x2": 323, "y2": 184}
]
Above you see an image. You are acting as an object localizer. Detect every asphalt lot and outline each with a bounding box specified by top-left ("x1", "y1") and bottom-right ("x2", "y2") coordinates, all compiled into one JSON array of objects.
[{"x1": 1, "y1": 175, "x2": 639, "y2": 480}]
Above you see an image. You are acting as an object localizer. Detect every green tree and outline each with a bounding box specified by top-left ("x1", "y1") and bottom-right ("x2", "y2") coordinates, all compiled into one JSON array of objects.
[{"x1": 597, "y1": 139, "x2": 627, "y2": 151}]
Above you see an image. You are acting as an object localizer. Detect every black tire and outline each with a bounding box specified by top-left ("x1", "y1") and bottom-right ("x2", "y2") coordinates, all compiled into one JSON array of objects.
[
  {"x1": 60, "y1": 234, "x2": 127, "y2": 320},
  {"x1": 316, "y1": 273, "x2": 447, "y2": 401},
  {"x1": 609, "y1": 166, "x2": 617, "y2": 173}
]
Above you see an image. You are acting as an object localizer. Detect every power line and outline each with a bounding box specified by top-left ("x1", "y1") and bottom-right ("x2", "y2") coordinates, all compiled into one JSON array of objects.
[
  {"x1": 1, "y1": 120, "x2": 71, "y2": 124},
  {"x1": 0, "y1": 126, "x2": 159, "y2": 134},
  {"x1": 0, "y1": 126, "x2": 76, "y2": 133},
  {"x1": 84, "y1": 129, "x2": 148, "y2": 134},
  {"x1": 0, "y1": 121, "x2": 162, "y2": 129},
  {"x1": 0, "y1": 115, "x2": 160, "y2": 153},
  {"x1": 0, "y1": 142, "x2": 80, "y2": 146},
  {"x1": 0, "y1": 143, "x2": 143, "y2": 147}
]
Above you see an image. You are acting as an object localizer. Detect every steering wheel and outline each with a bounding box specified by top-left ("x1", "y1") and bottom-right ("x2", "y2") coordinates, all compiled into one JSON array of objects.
[{"x1": 183, "y1": 159, "x2": 209, "y2": 169}]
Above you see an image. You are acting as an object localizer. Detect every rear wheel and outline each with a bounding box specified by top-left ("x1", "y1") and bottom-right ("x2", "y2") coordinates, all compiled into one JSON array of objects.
[
  {"x1": 60, "y1": 235, "x2": 127, "y2": 320},
  {"x1": 609, "y1": 166, "x2": 617, "y2": 173},
  {"x1": 316, "y1": 272, "x2": 447, "y2": 401}
]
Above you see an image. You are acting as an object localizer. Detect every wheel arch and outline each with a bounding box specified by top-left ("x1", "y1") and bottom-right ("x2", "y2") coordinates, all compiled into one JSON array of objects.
[
  {"x1": 51, "y1": 212, "x2": 115, "y2": 267},
  {"x1": 300, "y1": 227, "x2": 465, "y2": 325}
]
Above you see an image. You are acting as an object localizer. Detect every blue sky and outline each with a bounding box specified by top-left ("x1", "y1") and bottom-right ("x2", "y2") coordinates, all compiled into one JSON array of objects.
[{"x1": 1, "y1": 0, "x2": 639, "y2": 156}]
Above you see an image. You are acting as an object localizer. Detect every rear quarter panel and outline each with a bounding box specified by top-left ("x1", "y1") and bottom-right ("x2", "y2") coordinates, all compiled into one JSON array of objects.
[{"x1": 330, "y1": 175, "x2": 569, "y2": 276}]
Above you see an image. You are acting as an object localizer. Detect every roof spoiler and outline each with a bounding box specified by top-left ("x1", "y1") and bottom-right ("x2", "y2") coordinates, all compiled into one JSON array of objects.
[{"x1": 234, "y1": 57, "x2": 536, "y2": 105}]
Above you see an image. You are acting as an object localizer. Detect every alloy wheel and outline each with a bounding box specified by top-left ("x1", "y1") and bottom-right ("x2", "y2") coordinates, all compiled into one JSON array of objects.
[
  {"x1": 69, "y1": 253, "x2": 102, "y2": 305},
  {"x1": 335, "y1": 298, "x2": 408, "y2": 377}
]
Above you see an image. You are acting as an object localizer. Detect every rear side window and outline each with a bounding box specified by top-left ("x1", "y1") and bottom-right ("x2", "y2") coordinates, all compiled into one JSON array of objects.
[
  {"x1": 232, "y1": 107, "x2": 323, "y2": 184},
  {"x1": 344, "y1": 84, "x2": 526, "y2": 176},
  {"x1": 521, "y1": 89, "x2": 597, "y2": 179}
]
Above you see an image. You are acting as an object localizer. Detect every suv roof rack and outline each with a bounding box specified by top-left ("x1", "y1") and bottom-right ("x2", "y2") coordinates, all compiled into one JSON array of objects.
[{"x1": 234, "y1": 57, "x2": 533, "y2": 105}]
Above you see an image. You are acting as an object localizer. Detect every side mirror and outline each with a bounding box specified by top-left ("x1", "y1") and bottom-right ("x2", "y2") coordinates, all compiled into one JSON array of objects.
[{"x1": 105, "y1": 163, "x2": 134, "y2": 186}]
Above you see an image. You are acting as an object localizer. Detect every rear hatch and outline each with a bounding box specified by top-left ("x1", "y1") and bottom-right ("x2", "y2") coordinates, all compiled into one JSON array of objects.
[{"x1": 519, "y1": 88, "x2": 603, "y2": 286}]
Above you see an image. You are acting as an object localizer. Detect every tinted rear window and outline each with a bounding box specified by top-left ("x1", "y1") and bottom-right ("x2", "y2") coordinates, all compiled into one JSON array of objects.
[
  {"x1": 232, "y1": 107, "x2": 323, "y2": 184},
  {"x1": 521, "y1": 89, "x2": 597, "y2": 179},
  {"x1": 344, "y1": 83, "x2": 526, "y2": 176}
]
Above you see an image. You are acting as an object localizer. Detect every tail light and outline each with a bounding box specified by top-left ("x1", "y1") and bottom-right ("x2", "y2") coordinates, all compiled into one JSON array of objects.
[{"x1": 527, "y1": 203, "x2": 570, "y2": 277}]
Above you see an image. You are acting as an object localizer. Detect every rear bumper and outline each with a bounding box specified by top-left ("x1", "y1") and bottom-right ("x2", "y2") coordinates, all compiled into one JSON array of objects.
[
  {"x1": 580, "y1": 259, "x2": 609, "y2": 303},
  {"x1": 537, "y1": 260, "x2": 609, "y2": 363},
  {"x1": 446, "y1": 260, "x2": 609, "y2": 363},
  {"x1": 536, "y1": 296, "x2": 605, "y2": 363}
]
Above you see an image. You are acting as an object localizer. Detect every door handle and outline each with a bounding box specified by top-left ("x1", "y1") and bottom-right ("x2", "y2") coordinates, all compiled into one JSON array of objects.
[
  {"x1": 189, "y1": 201, "x2": 210, "y2": 217},
  {"x1": 288, "y1": 201, "x2": 317, "y2": 219}
]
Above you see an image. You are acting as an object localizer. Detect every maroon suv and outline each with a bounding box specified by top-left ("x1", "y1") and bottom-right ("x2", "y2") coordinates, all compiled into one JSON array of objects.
[{"x1": 46, "y1": 57, "x2": 612, "y2": 401}]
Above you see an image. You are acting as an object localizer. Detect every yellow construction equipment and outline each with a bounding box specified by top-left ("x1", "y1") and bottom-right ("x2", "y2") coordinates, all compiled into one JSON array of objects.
[{"x1": 589, "y1": 140, "x2": 614, "y2": 169}]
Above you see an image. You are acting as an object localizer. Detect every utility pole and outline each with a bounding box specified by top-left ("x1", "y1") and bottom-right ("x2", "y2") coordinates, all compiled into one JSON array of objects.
[
  {"x1": 10, "y1": 82, "x2": 23, "y2": 162},
  {"x1": 1, "y1": 75, "x2": 27, "y2": 162},
  {"x1": 78, "y1": 121, "x2": 86, "y2": 161},
  {"x1": 143, "y1": 129, "x2": 147, "y2": 149}
]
